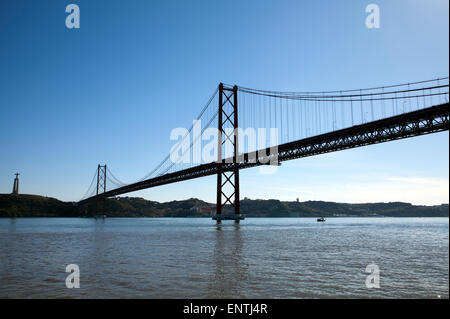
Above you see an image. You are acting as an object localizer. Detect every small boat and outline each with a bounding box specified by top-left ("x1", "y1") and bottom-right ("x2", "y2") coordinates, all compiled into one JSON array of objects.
[
  {"x1": 317, "y1": 217, "x2": 326, "y2": 222},
  {"x1": 94, "y1": 215, "x2": 107, "y2": 219}
]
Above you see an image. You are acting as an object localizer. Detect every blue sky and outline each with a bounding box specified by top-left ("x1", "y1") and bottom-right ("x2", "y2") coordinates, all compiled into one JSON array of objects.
[{"x1": 0, "y1": 0, "x2": 448, "y2": 205}]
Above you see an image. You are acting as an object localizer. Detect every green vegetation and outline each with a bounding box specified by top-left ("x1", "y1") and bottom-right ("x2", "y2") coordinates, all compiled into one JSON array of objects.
[
  {"x1": 0, "y1": 194, "x2": 448, "y2": 218},
  {"x1": 0, "y1": 194, "x2": 76, "y2": 217},
  {"x1": 240, "y1": 198, "x2": 449, "y2": 217}
]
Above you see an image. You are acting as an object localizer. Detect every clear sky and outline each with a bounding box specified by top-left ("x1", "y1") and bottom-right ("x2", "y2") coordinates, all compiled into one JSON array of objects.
[{"x1": 0, "y1": 0, "x2": 448, "y2": 205}]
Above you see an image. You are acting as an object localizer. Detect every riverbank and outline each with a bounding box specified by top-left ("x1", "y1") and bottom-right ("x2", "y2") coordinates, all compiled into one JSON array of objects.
[{"x1": 0, "y1": 194, "x2": 448, "y2": 218}]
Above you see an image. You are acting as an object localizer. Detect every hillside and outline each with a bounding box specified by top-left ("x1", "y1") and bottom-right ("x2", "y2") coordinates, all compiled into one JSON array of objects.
[{"x1": 0, "y1": 194, "x2": 448, "y2": 218}]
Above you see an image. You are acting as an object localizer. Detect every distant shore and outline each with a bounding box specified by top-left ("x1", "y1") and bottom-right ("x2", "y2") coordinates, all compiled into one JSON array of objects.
[{"x1": 1, "y1": 194, "x2": 448, "y2": 218}]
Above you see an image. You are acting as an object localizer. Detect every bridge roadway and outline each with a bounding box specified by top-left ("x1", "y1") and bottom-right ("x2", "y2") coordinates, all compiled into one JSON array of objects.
[{"x1": 78, "y1": 103, "x2": 449, "y2": 205}]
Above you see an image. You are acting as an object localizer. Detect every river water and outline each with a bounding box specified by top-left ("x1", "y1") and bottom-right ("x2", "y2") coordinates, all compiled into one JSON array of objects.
[{"x1": 0, "y1": 217, "x2": 448, "y2": 299}]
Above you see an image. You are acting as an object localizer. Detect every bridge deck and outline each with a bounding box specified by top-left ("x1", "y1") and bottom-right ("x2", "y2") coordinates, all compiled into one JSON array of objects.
[{"x1": 79, "y1": 103, "x2": 449, "y2": 204}]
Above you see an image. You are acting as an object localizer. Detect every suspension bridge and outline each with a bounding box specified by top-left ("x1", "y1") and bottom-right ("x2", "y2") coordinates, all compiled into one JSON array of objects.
[{"x1": 78, "y1": 77, "x2": 450, "y2": 222}]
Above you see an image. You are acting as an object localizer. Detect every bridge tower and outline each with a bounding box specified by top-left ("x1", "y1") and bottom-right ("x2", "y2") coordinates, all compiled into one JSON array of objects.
[
  {"x1": 12, "y1": 173, "x2": 19, "y2": 194},
  {"x1": 96, "y1": 164, "x2": 107, "y2": 215},
  {"x1": 215, "y1": 83, "x2": 244, "y2": 224}
]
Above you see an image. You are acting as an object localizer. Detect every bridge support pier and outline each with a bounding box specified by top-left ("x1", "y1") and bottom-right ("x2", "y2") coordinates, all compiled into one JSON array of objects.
[
  {"x1": 95, "y1": 164, "x2": 107, "y2": 217},
  {"x1": 215, "y1": 84, "x2": 244, "y2": 223}
]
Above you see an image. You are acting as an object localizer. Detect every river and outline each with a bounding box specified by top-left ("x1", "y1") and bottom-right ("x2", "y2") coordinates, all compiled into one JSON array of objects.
[{"x1": 0, "y1": 217, "x2": 448, "y2": 298}]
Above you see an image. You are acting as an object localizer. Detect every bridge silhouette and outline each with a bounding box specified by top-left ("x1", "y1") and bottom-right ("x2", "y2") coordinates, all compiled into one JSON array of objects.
[{"x1": 79, "y1": 78, "x2": 450, "y2": 222}]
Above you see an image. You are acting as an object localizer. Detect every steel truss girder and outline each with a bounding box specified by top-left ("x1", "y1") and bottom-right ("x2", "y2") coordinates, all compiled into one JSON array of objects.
[
  {"x1": 274, "y1": 102, "x2": 449, "y2": 164},
  {"x1": 79, "y1": 103, "x2": 449, "y2": 205}
]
